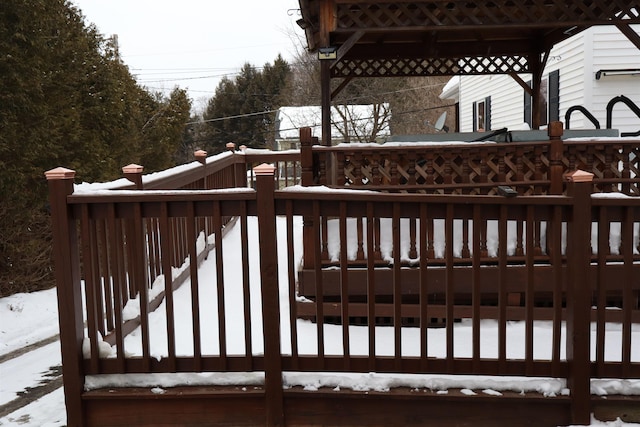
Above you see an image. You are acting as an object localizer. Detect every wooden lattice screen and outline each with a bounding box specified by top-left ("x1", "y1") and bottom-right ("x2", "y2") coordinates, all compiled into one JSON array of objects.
[
  {"x1": 300, "y1": 0, "x2": 640, "y2": 78},
  {"x1": 335, "y1": 1, "x2": 639, "y2": 29}
]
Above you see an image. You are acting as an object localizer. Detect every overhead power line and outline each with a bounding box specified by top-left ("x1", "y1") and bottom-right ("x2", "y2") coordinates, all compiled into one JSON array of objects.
[
  {"x1": 138, "y1": 74, "x2": 240, "y2": 83},
  {"x1": 186, "y1": 103, "x2": 454, "y2": 127},
  {"x1": 185, "y1": 109, "x2": 280, "y2": 125}
]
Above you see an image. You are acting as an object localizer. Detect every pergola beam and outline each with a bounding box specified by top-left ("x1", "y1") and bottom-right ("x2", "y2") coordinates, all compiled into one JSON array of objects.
[
  {"x1": 616, "y1": 23, "x2": 640, "y2": 50},
  {"x1": 298, "y1": 0, "x2": 640, "y2": 142},
  {"x1": 509, "y1": 72, "x2": 533, "y2": 96},
  {"x1": 331, "y1": 77, "x2": 353, "y2": 101}
]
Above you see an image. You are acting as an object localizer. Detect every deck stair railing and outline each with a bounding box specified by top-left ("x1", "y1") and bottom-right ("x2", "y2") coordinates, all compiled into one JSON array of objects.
[
  {"x1": 60, "y1": 145, "x2": 300, "y2": 347},
  {"x1": 606, "y1": 95, "x2": 640, "y2": 137}
]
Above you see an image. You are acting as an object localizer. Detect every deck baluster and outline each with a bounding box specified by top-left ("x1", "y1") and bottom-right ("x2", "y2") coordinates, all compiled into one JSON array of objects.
[
  {"x1": 159, "y1": 202, "x2": 177, "y2": 371},
  {"x1": 339, "y1": 202, "x2": 351, "y2": 369},
  {"x1": 409, "y1": 217, "x2": 418, "y2": 260},
  {"x1": 357, "y1": 216, "x2": 365, "y2": 260},
  {"x1": 374, "y1": 217, "x2": 382, "y2": 260},
  {"x1": 596, "y1": 207, "x2": 609, "y2": 376},
  {"x1": 366, "y1": 202, "x2": 377, "y2": 372},
  {"x1": 461, "y1": 218, "x2": 470, "y2": 258},
  {"x1": 516, "y1": 219, "x2": 525, "y2": 257},
  {"x1": 321, "y1": 216, "x2": 329, "y2": 261},
  {"x1": 80, "y1": 205, "x2": 100, "y2": 374},
  {"x1": 419, "y1": 204, "x2": 429, "y2": 371}
]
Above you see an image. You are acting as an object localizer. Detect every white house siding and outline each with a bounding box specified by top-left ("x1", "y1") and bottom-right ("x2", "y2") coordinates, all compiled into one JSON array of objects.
[
  {"x1": 449, "y1": 25, "x2": 640, "y2": 134},
  {"x1": 547, "y1": 30, "x2": 588, "y2": 129},
  {"x1": 590, "y1": 25, "x2": 640, "y2": 132},
  {"x1": 458, "y1": 74, "x2": 527, "y2": 131},
  {"x1": 490, "y1": 74, "x2": 529, "y2": 128}
]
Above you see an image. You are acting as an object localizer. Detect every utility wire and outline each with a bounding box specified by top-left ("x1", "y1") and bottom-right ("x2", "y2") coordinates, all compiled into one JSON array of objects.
[
  {"x1": 185, "y1": 109, "x2": 280, "y2": 125},
  {"x1": 186, "y1": 104, "x2": 454, "y2": 128}
]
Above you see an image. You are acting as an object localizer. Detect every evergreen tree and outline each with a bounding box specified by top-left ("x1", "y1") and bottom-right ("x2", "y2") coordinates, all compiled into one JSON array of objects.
[
  {"x1": 139, "y1": 88, "x2": 192, "y2": 171},
  {"x1": 0, "y1": 0, "x2": 192, "y2": 296},
  {"x1": 201, "y1": 56, "x2": 291, "y2": 152}
]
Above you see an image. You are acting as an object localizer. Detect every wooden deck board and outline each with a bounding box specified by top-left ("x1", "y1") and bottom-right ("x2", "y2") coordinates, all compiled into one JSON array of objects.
[{"x1": 82, "y1": 385, "x2": 639, "y2": 426}]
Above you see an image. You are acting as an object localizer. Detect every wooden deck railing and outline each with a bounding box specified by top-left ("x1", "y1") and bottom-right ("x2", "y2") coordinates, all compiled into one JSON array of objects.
[
  {"x1": 296, "y1": 194, "x2": 640, "y2": 322},
  {"x1": 46, "y1": 128, "x2": 638, "y2": 426},
  {"x1": 64, "y1": 147, "x2": 301, "y2": 348},
  {"x1": 301, "y1": 124, "x2": 640, "y2": 196},
  {"x1": 278, "y1": 174, "x2": 639, "y2": 425}
]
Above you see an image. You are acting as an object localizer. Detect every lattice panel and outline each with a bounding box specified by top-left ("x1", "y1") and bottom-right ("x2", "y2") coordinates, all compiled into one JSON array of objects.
[
  {"x1": 337, "y1": 145, "x2": 551, "y2": 195},
  {"x1": 321, "y1": 141, "x2": 639, "y2": 195},
  {"x1": 566, "y1": 143, "x2": 640, "y2": 195},
  {"x1": 336, "y1": 1, "x2": 640, "y2": 30},
  {"x1": 331, "y1": 56, "x2": 530, "y2": 78}
]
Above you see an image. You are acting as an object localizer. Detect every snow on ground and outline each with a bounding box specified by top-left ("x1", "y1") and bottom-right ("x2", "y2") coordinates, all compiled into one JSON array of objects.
[
  {"x1": 1, "y1": 217, "x2": 639, "y2": 426},
  {"x1": 0, "y1": 388, "x2": 66, "y2": 427},
  {"x1": 0, "y1": 288, "x2": 59, "y2": 356},
  {"x1": 0, "y1": 341, "x2": 61, "y2": 407},
  {"x1": 0, "y1": 288, "x2": 65, "y2": 427}
]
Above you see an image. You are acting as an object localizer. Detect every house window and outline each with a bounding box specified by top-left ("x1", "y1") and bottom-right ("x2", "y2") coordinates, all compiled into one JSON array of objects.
[
  {"x1": 524, "y1": 70, "x2": 559, "y2": 127},
  {"x1": 539, "y1": 77, "x2": 549, "y2": 126},
  {"x1": 473, "y1": 96, "x2": 491, "y2": 131}
]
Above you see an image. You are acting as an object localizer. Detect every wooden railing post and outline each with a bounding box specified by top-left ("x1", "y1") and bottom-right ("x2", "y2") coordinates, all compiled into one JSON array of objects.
[
  {"x1": 226, "y1": 142, "x2": 248, "y2": 188},
  {"x1": 122, "y1": 163, "x2": 144, "y2": 189},
  {"x1": 194, "y1": 150, "x2": 208, "y2": 190},
  {"x1": 565, "y1": 169, "x2": 594, "y2": 425},
  {"x1": 44, "y1": 167, "x2": 85, "y2": 427},
  {"x1": 548, "y1": 121, "x2": 564, "y2": 194},
  {"x1": 300, "y1": 127, "x2": 314, "y2": 186},
  {"x1": 300, "y1": 127, "x2": 317, "y2": 269},
  {"x1": 237, "y1": 145, "x2": 250, "y2": 188},
  {"x1": 254, "y1": 163, "x2": 284, "y2": 427},
  {"x1": 194, "y1": 149, "x2": 207, "y2": 165}
]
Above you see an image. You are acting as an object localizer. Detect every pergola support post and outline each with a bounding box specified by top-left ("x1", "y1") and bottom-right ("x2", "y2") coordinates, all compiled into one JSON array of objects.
[{"x1": 321, "y1": 61, "x2": 332, "y2": 147}]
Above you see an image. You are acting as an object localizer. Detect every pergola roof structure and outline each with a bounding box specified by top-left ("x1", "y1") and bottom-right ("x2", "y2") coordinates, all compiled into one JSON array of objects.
[{"x1": 298, "y1": 0, "x2": 640, "y2": 140}]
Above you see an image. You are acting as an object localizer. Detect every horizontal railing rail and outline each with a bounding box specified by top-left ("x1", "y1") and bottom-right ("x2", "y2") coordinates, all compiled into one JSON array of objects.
[{"x1": 84, "y1": 145, "x2": 302, "y2": 193}]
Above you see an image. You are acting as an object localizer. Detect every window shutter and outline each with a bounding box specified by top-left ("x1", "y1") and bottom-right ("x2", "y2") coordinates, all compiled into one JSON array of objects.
[
  {"x1": 549, "y1": 70, "x2": 560, "y2": 122},
  {"x1": 472, "y1": 101, "x2": 477, "y2": 131},
  {"x1": 485, "y1": 96, "x2": 492, "y2": 131},
  {"x1": 524, "y1": 80, "x2": 532, "y2": 127}
]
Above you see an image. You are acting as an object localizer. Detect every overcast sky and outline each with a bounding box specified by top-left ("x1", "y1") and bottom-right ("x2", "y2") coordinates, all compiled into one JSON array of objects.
[{"x1": 71, "y1": 0, "x2": 303, "y2": 110}]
